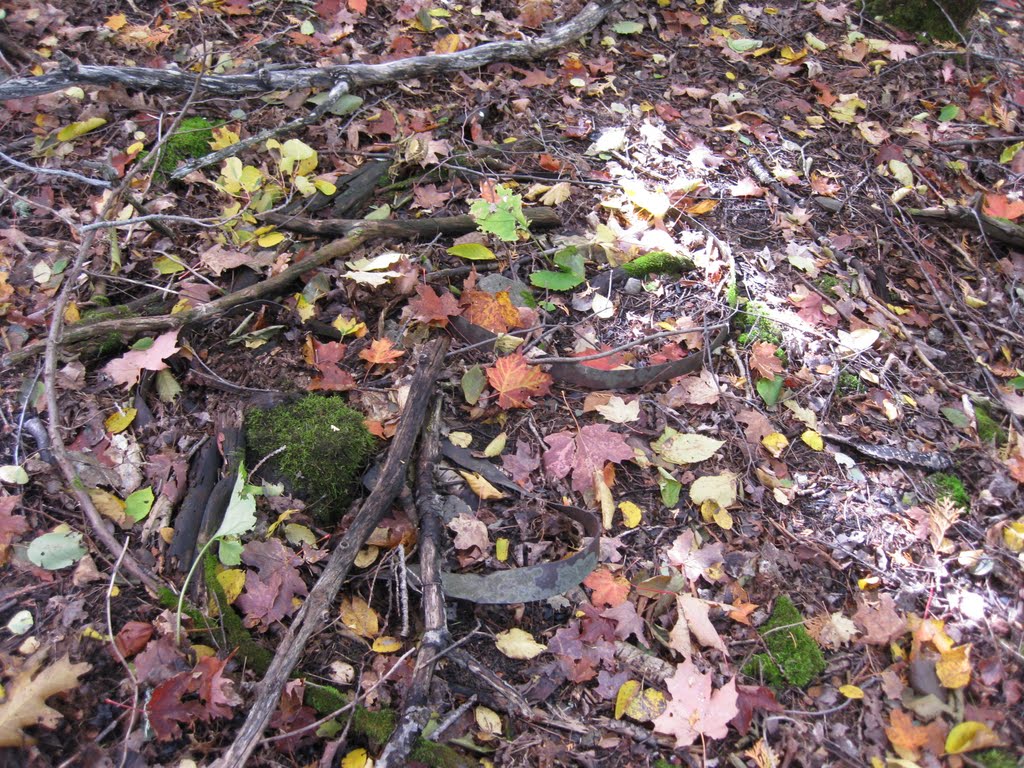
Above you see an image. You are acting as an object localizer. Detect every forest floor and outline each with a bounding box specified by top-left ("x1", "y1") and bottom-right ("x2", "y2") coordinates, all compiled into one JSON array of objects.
[{"x1": 0, "y1": 0, "x2": 1023, "y2": 766}]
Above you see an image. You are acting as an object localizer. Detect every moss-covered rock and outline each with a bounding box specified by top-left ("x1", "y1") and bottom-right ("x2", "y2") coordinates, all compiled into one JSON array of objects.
[
  {"x1": 743, "y1": 596, "x2": 826, "y2": 688},
  {"x1": 865, "y1": 0, "x2": 978, "y2": 40},
  {"x1": 245, "y1": 394, "x2": 377, "y2": 522}
]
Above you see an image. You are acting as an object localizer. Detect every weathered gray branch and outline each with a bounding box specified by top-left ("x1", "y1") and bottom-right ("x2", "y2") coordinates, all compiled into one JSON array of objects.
[{"x1": 0, "y1": 0, "x2": 622, "y2": 101}]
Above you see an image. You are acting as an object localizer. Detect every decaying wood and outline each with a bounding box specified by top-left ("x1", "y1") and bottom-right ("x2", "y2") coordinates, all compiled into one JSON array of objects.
[
  {"x1": 262, "y1": 205, "x2": 561, "y2": 238},
  {"x1": 0, "y1": 1, "x2": 623, "y2": 101},
  {"x1": 908, "y1": 203, "x2": 1024, "y2": 248},
  {"x1": 211, "y1": 336, "x2": 449, "y2": 768}
]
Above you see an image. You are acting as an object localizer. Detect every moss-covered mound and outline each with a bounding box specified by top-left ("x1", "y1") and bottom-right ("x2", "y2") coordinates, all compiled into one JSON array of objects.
[
  {"x1": 743, "y1": 596, "x2": 826, "y2": 688},
  {"x1": 245, "y1": 395, "x2": 377, "y2": 521}
]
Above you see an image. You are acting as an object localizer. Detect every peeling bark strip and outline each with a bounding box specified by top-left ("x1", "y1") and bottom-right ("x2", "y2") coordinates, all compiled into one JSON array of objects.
[
  {"x1": 0, "y1": 0, "x2": 623, "y2": 101},
  {"x1": 211, "y1": 337, "x2": 449, "y2": 768}
]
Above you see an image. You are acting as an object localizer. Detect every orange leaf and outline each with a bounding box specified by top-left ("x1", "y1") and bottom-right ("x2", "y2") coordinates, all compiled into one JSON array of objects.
[
  {"x1": 749, "y1": 342, "x2": 784, "y2": 379},
  {"x1": 485, "y1": 354, "x2": 552, "y2": 409},
  {"x1": 359, "y1": 338, "x2": 404, "y2": 367},
  {"x1": 983, "y1": 193, "x2": 1024, "y2": 221},
  {"x1": 583, "y1": 567, "x2": 631, "y2": 608},
  {"x1": 462, "y1": 289, "x2": 520, "y2": 334}
]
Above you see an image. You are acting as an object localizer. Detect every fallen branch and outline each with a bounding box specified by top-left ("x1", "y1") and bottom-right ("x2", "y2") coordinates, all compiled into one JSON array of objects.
[
  {"x1": 210, "y1": 336, "x2": 449, "y2": 768},
  {"x1": 0, "y1": 1, "x2": 623, "y2": 101},
  {"x1": 377, "y1": 400, "x2": 448, "y2": 768},
  {"x1": 907, "y1": 202, "x2": 1024, "y2": 248},
  {"x1": 5, "y1": 208, "x2": 559, "y2": 366},
  {"x1": 261, "y1": 206, "x2": 561, "y2": 238}
]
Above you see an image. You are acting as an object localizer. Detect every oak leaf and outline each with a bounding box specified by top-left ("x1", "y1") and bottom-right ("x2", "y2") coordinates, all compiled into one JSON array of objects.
[
  {"x1": 543, "y1": 424, "x2": 633, "y2": 494},
  {"x1": 0, "y1": 651, "x2": 91, "y2": 747},
  {"x1": 652, "y1": 660, "x2": 738, "y2": 748},
  {"x1": 485, "y1": 354, "x2": 553, "y2": 409}
]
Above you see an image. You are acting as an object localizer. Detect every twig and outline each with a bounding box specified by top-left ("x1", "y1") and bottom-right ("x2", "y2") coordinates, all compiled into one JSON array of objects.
[
  {"x1": 105, "y1": 538, "x2": 140, "y2": 768},
  {"x1": 529, "y1": 322, "x2": 729, "y2": 364}
]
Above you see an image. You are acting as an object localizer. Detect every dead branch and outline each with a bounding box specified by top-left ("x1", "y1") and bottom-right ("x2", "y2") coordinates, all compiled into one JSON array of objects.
[
  {"x1": 5, "y1": 208, "x2": 559, "y2": 366},
  {"x1": 210, "y1": 336, "x2": 449, "y2": 768},
  {"x1": 0, "y1": 1, "x2": 623, "y2": 101},
  {"x1": 377, "y1": 400, "x2": 448, "y2": 768},
  {"x1": 908, "y1": 203, "x2": 1024, "y2": 248},
  {"x1": 262, "y1": 205, "x2": 562, "y2": 238}
]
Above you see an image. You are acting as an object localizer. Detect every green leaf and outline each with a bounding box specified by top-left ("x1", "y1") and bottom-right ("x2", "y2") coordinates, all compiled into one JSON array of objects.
[
  {"x1": 937, "y1": 104, "x2": 960, "y2": 122},
  {"x1": 941, "y1": 406, "x2": 971, "y2": 428},
  {"x1": 124, "y1": 486, "x2": 155, "y2": 523},
  {"x1": 657, "y1": 467, "x2": 681, "y2": 507},
  {"x1": 1008, "y1": 376, "x2": 1024, "y2": 390},
  {"x1": 756, "y1": 374, "x2": 785, "y2": 407},
  {"x1": 613, "y1": 21, "x2": 644, "y2": 34},
  {"x1": 462, "y1": 365, "x2": 487, "y2": 406},
  {"x1": 155, "y1": 369, "x2": 182, "y2": 403},
  {"x1": 728, "y1": 38, "x2": 763, "y2": 52},
  {"x1": 308, "y1": 92, "x2": 364, "y2": 116},
  {"x1": 529, "y1": 246, "x2": 586, "y2": 291},
  {"x1": 530, "y1": 270, "x2": 585, "y2": 291},
  {"x1": 448, "y1": 243, "x2": 496, "y2": 261},
  {"x1": 1000, "y1": 141, "x2": 1024, "y2": 164},
  {"x1": 27, "y1": 530, "x2": 87, "y2": 570},
  {"x1": 469, "y1": 185, "x2": 529, "y2": 242},
  {"x1": 213, "y1": 466, "x2": 258, "y2": 539},
  {"x1": 0, "y1": 465, "x2": 29, "y2": 484},
  {"x1": 218, "y1": 537, "x2": 243, "y2": 566}
]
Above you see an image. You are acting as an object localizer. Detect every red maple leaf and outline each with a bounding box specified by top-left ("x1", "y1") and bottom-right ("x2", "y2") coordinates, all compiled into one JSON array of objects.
[
  {"x1": 147, "y1": 672, "x2": 203, "y2": 741},
  {"x1": 359, "y1": 338, "x2": 405, "y2": 367},
  {"x1": 518, "y1": 0, "x2": 553, "y2": 28},
  {"x1": 542, "y1": 424, "x2": 633, "y2": 494},
  {"x1": 193, "y1": 655, "x2": 242, "y2": 720},
  {"x1": 573, "y1": 346, "x2": 626, "y2": 370},
  {"x1": 407, "y1": 284, "x2": 461, "y2": 327},
  {"x1": 485, "y1": 354, "x2": 553, "y2": 409},
  {"x1": 583, "y1": 567, "x2": 631, "y2": 608},
  {"x1": 113, "y1": 621, "x2": 154, "y2": 658},
  {"x1": 789, "y1": 285, "x2": 837, "y2": 327}
]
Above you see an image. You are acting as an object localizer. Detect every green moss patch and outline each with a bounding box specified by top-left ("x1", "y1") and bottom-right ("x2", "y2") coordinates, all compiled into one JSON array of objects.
[
  {"x1": 141, "y1": 116, "x2": 217, "y2": 177},
  {"x1": 931, "y1": 472, "x2": 970, "y2": 509},
  {"x1": 736, "y1": 301, "x2": 782, "y2": 347},
  {"x1": 621, "y1": 251, "x2": 695, "y2": 279},
  {"x1": 743, "y1": 596, "x2": 826, "y2": 688},
  {"x1": 245, "y1": 394, "x2": 377, "y2": 522},
  {"x1": 975, "y1": 406, "x2": 1006, "y2": 445}
]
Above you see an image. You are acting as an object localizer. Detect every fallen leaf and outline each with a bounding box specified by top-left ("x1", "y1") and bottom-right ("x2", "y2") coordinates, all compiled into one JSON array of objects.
[
  {"x1": 544, "y1": 424, "x2": 633, "y2": 495},
  {"x1": 486, "y1": 354, "x2": 553, "y2": 409},
  {"x1": 651, "y1": 428, "x2": 724, "y2": 465},
  {"x1": 495, "y1": 628, "x2": 547, "y2": 659},
  {"x1": 407, "y1": 284, "x2": 461, "y2": 326},
  {"x1": 750, "y1": 342, "x2": 784, "y2": 379},
  {"x1": 359, "y1": 338, "x2": 404, "y2": 366},
  {"x1": 104, "y1": 331, "x2": 181, "y2": 388},
  {"x1": 595, "y1": 395, "x2": 640, "y2": 424},
  {"x1": 0, "y1": 651, "x2": 92, "y2": 747},
  {"x1": 583, "y1": 567, "x2": 631, "y2": 608},
  {"x1": 458, "y1": 470, "x2": 506, "y2": 500},
  {"x1": 652, "y1": 660, "x2": 738, "y2": 748}
]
